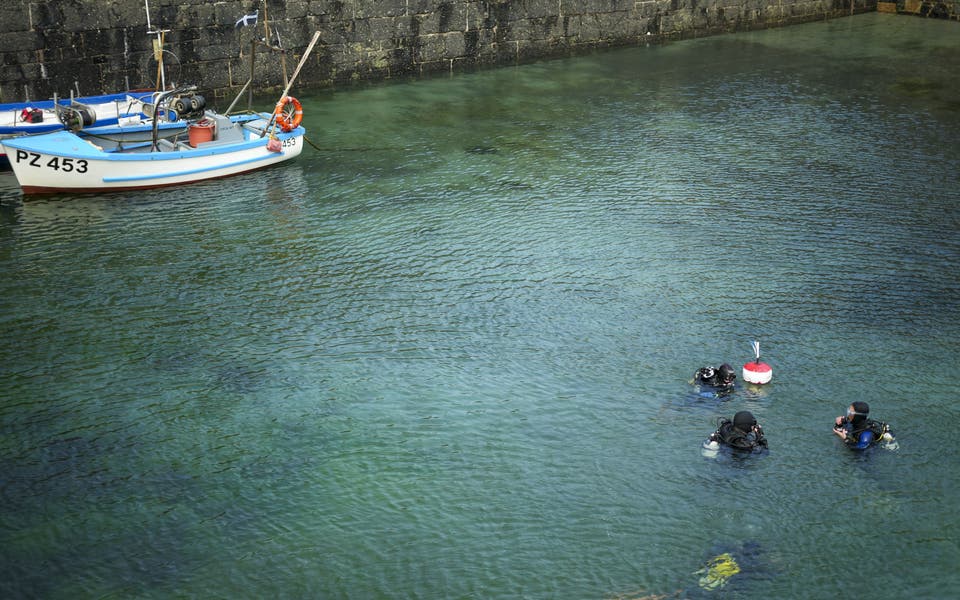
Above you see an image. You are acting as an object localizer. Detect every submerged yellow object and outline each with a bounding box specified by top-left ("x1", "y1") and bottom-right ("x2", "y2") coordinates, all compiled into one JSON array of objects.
[{"x1": 696, "y1": 552, "x2": 741, "y2": 590}]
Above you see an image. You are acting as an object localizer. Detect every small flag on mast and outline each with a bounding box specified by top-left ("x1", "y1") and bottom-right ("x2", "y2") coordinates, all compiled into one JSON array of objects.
[{"x1": 235, "y1": 10, "x2": 258, "y2": 28}]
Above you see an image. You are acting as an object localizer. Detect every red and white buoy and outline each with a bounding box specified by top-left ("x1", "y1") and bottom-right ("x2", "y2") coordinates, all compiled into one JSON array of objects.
[{"x1": 743, "y1": 340, "x2": 772, "y2": 384}]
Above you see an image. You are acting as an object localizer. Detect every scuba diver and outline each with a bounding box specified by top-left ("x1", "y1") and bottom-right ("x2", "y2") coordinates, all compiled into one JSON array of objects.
[
  {"x1": 693, "y1": 540, "x2": 772, "y2": 594},
  {"x1": 703, "y1": 410, "x2": 767, "y2": 455},
  {"x1": 833, "y1": 401, "x2": 897, "y2": 450},
  {"x1": 604, "y1": 540, "x2": 772, "y2": 598},
  {"x1": 695, "y1": 551, "x2": 742, "y2": 591},
  {"x1": 692, "y1": 363, "x2": 737, "y2": 396}
]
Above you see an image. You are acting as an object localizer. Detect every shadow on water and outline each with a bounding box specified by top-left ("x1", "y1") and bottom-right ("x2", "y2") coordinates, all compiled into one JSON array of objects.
[
  {"x1": 657, "y1": 382, "x2": 772, "y2": 425},
  {"x1": 0, "y1": 429, "x2": 202, "y2": 595}
]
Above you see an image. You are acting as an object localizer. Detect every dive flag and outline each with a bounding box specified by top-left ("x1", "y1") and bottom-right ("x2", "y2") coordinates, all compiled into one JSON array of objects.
[{"x1": 235, "y1": 10, "x2": 258, "y2": 28}]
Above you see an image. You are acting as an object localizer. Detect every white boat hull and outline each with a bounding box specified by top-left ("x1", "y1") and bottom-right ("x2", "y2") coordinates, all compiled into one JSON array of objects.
[{"x1": 4, "y1": 116, "x2": 303, "y2": 194}]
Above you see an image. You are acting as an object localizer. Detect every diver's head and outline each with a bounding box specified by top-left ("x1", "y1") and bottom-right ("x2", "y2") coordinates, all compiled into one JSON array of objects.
[
  {"x1": 718, "y1": 363, "x2": 736, "y2": 384},
  {"x1": 733, "y1": 411, "x2": 756, "y2": 433},
  {"x1": 848, "y1": 401, "x2": 869, "y2": 425}
]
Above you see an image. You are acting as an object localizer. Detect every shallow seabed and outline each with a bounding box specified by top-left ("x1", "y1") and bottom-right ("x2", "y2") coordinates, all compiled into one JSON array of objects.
[{"x1": 1, "y1": 13, "x2": 958, "y2": 600}]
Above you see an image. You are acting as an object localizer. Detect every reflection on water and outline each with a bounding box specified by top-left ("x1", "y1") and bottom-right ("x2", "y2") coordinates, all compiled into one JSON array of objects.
[{"x1": 1, "y1": 13, "x2": 959, "y2": 600}]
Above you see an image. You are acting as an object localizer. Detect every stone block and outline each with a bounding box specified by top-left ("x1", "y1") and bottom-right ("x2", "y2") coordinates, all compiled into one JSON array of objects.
[
  {"x1": 599, "y1": 11, "x2": 646, "y2": 37},
  {"x1": 577, "y1": 13, "x2": 604, "y2": 39},
  {"x1": 599, "y1": 0, "x2": 639, "y2": 12},
  {"x1": 407, "y1": 0, "x2": 437, "y2": 15},
  {"x1": 0, "y1": 6, "x2": 30, "y2": 34},
  {"x1": 179, "y1": 2, "x2": 216, "y2": 28},
  {"x1": 437, "y1": 2, "x2": 468, "y2": 31},
  {"x1": 193, "y1": 42, "x2": 238, "y2": 62},
  {"x1": 197, "y1": 62, "x2": 233, "y2": 88},
  {"x1": 285, "y1": 0, "x2": 312, "y2": 19},
  {"x1": 524, "y1": 0, "x2": 561, "y2": 19},
  {"x1": 416, "y1": 33, "x2": 448, "y2": 62},
  {"x1": 443, "y1": 31, "x2": 467, "y2": 57},
  {"x1": 507, "y1": 16, "x2": 565, "y2": 40},
  {"x1": 516, "y1": 38, "x2": 566, "y2": 61},
  {"x1": 308, "y1": 1, "x2": 348, "y2": 20},
  {"x1": 353, "y1": 0, "x2": 408, "y2": 18},
  {"x1": 1, "y1": 61, "x2": 37, "y2": 84},
  {"x1": 1, "y1": 31, "x2": 43, "y2": 54}
]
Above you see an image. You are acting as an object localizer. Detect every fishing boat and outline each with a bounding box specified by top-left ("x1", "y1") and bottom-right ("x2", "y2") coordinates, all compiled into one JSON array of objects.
[
  {"x1": 0, "y1": 92, "x2": 157, "y2": 136},
  {"x1": 3, "y1": 86, "x2": 305, "y2": 194},
  {"x1": 0, "y1": 0, "x2": 215, "y2": 170},
  {"x1": 0, "y1": 91, "x2": 158, "y2": 168},
  {"x1": 4, "y1": 1, "x2": 320, "y2": 195},
  {"x1": 0, "y1": 0, "x2": 191, "y2": 170}
]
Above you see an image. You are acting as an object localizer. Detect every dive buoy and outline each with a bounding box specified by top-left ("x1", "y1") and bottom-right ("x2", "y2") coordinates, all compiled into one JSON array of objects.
[
  {"x1": 274, "y1": 96, "x2": 303, "y2": 132},
  {"x1": 743, "y1": 340, "x2": 772, "y2": 384}
]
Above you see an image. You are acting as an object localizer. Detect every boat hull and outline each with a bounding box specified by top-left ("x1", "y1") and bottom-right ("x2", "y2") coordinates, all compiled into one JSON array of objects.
[
  {"x1": 4, "y1": 118, "x2": 304, "y2": 194},
  {"x1": 1, "y1": 120, "x2": 187, "y2": 171},
  {"x1": 0, "y1": 92, "x2": 156, "y2": 170}
]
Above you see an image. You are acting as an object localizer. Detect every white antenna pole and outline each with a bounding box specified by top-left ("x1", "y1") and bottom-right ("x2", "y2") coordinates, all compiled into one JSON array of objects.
[{"x1": 144, "y1": 0, "x2": 168, "y2": 90}]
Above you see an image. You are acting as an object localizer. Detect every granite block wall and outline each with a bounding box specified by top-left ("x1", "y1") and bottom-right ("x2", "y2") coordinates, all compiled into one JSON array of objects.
[{"x1": 0, "y1": 0, "x2": 877, "y2": 103}]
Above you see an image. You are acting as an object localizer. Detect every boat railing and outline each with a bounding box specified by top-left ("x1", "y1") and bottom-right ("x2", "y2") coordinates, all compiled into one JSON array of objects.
[{"x1": 150, "y1": 85, "x2": 197, "y2": 151}]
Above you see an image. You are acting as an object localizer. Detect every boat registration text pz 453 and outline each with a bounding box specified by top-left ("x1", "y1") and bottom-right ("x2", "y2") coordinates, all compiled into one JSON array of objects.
[{"x1": 14, "y1": 150, "x2": 90, "y2": 173}]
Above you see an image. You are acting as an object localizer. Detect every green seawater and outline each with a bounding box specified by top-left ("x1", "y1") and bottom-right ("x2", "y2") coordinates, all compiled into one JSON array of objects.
[{"x1": 1, "y1": 13, "x2": 958, "y2": 599}]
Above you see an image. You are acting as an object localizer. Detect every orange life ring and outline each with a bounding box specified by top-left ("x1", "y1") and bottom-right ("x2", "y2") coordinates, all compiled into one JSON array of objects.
[{"x1": 273, "y1": 96, "x2": 303, "y2": 132}]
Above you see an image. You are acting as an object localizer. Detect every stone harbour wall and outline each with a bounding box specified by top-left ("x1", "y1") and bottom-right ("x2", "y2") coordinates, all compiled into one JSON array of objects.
[{"x1": 0, "y1": 0, "x2": 878, "y2": 103}]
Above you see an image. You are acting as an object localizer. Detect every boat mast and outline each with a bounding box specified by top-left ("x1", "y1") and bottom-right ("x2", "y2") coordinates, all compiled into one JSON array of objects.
[{"x1": 145, "y1": 0, "x2": 169, "y2": 91}]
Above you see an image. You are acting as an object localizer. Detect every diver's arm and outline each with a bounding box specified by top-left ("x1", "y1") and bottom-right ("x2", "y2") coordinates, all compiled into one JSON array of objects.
[
  {"x1": 832, "y1": 420, "x2": 849, "y2": 440},
  {"x1": 753, "y1": 425, "x2": 768, "y2": 448}
]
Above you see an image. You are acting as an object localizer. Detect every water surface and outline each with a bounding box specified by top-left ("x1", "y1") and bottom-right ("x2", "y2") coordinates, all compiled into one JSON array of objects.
[{"x1": 1, "y1": 13, "x2": 958, "y2": 599}]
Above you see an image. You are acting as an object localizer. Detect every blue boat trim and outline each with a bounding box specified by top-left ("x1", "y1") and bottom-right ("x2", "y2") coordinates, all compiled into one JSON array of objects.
[
  {"x1": 3, "y1": 127, "x2": 302, "y2": 160},
  {"x1": 0, "y1": 91, "x2": 155, "y2": 136},
  {"x1": 102, "y1": 151, "x2": 285, "y2": 182}
]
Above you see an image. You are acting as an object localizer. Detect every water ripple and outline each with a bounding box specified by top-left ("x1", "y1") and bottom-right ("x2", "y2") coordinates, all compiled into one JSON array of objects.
[{"x1": 1, "y1": 13, "x2": 959, "y2": 600}]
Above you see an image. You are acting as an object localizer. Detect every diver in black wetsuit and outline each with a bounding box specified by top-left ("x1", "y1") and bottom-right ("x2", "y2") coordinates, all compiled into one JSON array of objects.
[
  {"x1": 704, "y1": 410, "x2": 767, "y2": 453},
  {"x1": 833, "y1": 401, "x2": 896, "y2": 450},
  {"x1": 693, "y1": 363, "x2": 737, "y2": 395}
]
